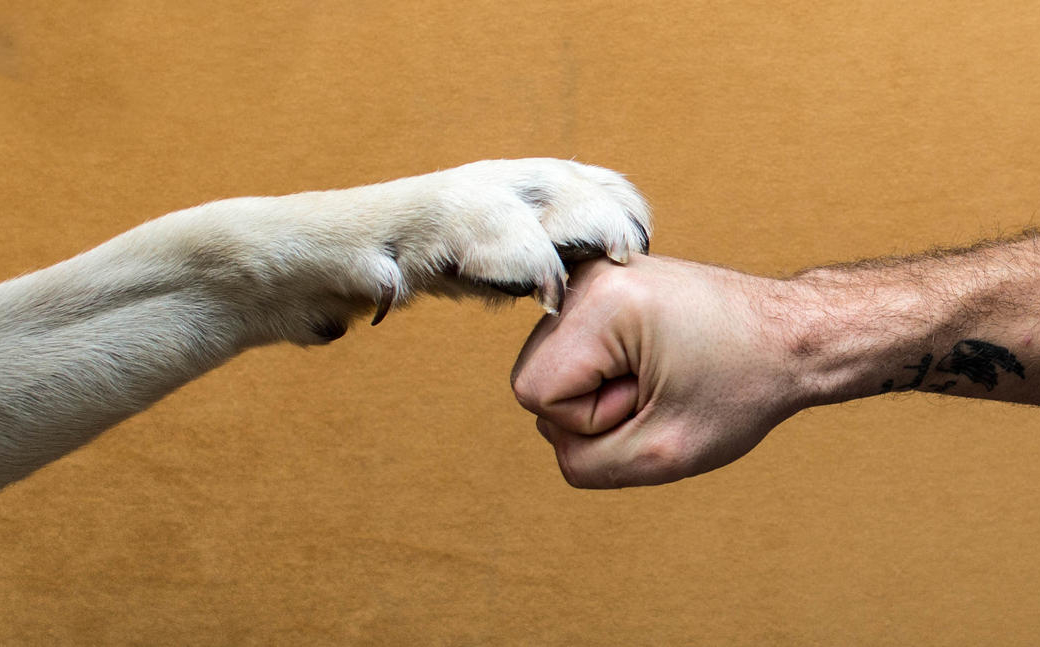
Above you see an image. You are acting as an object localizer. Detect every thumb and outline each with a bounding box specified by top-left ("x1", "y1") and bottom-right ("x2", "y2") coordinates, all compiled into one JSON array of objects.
[{"x1": 539, "y1": 374, "x2": 639, "y2": 436}]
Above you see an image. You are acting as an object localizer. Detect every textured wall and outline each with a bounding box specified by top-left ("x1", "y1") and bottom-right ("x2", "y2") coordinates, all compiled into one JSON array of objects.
[{"x1": 3, "y1": 2, "x2": 1040, "y2": 644}]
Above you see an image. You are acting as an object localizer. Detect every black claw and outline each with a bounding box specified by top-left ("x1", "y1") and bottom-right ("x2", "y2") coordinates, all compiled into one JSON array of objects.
[
  {"x1": 370, "y1": 283, "x2": 396, "y2": 326},
  {"x1": 629, "y1": 217, "x2": 650, "y2": 254},
  {"x1": 554, "y1": 273, "x2": 566, "y2": 314}
]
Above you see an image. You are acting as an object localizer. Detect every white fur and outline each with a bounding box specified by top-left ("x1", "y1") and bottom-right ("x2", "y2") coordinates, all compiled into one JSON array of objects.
[{"x1": 0, "y1": 158, "x2": 650, "y2": 486}]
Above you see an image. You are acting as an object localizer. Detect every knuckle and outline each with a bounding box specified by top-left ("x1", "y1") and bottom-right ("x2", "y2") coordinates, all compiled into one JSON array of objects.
[
  {"x1": 556, "y1": 450, "x2": 588, "y2": 489},
  {"x1": 586, "y1": 265, "x2": 647, "y2": 306},
  {"x1": 555, "y1": 438, "x2": 614, "y2": 490},
  {"x1": 638, "y1": 432, "x2": 688, "y2": 476},
  {"x1": 511, "y1": 373, "x2": 542, "y2": 413}
]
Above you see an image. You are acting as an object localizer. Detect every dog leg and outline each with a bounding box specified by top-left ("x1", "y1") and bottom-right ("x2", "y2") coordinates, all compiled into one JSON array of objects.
[{"x1": 0, "y1": 158, "x2": 650, "y2": 486}]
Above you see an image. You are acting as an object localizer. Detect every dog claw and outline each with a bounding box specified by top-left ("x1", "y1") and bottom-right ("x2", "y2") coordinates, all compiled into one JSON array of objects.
[
  {"x1": 606, "y1": 243, "x2": 630, "y2": 265},
  {"x1": 630, "y1": 217, "x2": 650, "y2": 254},
  {"x1": 370, "y1": 282, "x2": 396, "y2": 326},
  {"x1": 537, "y1": 274, "x2": 566, "y2": 316}
]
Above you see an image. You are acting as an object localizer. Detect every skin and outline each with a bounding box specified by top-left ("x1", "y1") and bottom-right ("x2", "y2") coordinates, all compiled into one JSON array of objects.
[{"x1": 512, "y1": 238, "x2": 1040, "y2": 488}]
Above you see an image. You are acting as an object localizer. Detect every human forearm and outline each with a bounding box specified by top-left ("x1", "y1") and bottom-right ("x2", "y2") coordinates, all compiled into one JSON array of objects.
[
  {"x1": 512, "y1": 241, "x2": 1040, "y2": 489},
  {"x1": 778, "y1": 236, "x2": 1040, "y2": 407}
]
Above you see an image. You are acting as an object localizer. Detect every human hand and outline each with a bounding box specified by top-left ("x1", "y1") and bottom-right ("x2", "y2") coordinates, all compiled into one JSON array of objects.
[{"x1": 511, "y1": 255, "x2": 807, "y2": 488}]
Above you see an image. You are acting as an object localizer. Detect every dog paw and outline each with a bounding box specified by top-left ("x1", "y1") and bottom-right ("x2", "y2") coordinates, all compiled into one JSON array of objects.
[{"x1": 382, "y1": 158, "x2": 651, "y2": 320}]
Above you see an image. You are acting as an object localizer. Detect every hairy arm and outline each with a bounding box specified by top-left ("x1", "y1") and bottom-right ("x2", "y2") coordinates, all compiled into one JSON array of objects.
[
  {"x1": 787, "y1": 233, "x2": 1040, "y2": 406},
  {"x1": 512, "y1": 234, "x2": 1040, "y2": 488}
]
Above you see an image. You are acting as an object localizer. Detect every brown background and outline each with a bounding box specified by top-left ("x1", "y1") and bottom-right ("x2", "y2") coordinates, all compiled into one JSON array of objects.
[{"x1": 2, "y1": 1, "x2": 1040, "y2": 644}]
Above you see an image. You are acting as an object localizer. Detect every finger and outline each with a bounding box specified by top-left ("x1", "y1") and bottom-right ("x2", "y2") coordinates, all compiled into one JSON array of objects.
[
  {"x1": 510, "y1": 311, "x2": 563, "y2": 391},
  {"x1": 538, "y1": 375, "x2": 639, "y2": 435},
  {"x1": 534, "y1": 417, "x2": 568, "y2": 446},
  {"x1": 513, "y1": 330, "x2": 631, "y2": 426},
  {"x1": 512, "y1": 260, "x2": 632, "y2": 414},
  {"x1": 536, "y1": 418, "x2": 640, "y2": 488},
  {"x1": 535, "y1": 417, "x2": 555, "y2": 444},
  {"x1": 544, "y1": 413, "x2": 691, "y2": 489},
  {"x1": 513, "y1": 257, "x2": 615, "y2": 363}
]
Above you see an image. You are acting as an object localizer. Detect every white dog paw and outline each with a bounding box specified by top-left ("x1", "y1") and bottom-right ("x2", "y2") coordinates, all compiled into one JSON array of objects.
[{"x1": 386, "y1": 158, "x2": 651, "y2": 320}]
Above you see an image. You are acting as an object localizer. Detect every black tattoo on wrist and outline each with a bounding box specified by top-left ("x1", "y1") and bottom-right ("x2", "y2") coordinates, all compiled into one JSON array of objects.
[
  {"x1": 929, "y1": 380, "x2": 959, "y2": 393},
  {"x1": 933, "y1": 339, "x2": 1025, "y2": 391},
  {"x1": 881, "y1": 339, "x2": 1025, "y2": 394},
  {"x1": 879, "y1": 353, "x2": 933, "y2": 393}
]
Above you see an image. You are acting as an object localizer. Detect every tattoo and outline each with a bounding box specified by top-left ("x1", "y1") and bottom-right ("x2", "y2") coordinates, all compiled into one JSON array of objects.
[
  {"x1": 879, "y1": 354, "x2": 933, "y2": 393},
  {"x1": 928, "y1": 380, "x2": 959, "y2": 392},
  {"x1": 881, "y1": 339, "x2": 1025, "y2": 394},
  {"x1": 935, "y1": 339, "x2": 1025, "y2": 391}
]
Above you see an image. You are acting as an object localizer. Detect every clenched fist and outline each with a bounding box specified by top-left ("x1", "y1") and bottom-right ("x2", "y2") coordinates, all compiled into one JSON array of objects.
[{"x1": 511, "y1": 255, "x2": 807, "y2": 488}]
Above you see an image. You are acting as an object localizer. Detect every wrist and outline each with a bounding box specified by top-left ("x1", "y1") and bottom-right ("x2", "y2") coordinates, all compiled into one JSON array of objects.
[
  {"x1": 773, "y1": 248, "x2": 1037, "y2": 406},
  {"x1": 769, "y1": 267, "x2": 940, "y2": 407}
]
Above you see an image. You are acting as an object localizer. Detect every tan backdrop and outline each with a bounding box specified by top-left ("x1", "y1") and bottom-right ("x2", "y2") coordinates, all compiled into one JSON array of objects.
[{"x1": 3, "y1": 2, "x2": 1040, "y2": 645}]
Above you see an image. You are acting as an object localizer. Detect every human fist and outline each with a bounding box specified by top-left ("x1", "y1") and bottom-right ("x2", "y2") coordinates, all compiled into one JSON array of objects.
[{"x1": 511, "y1": 255, "x2": 806, "y2": 488}]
